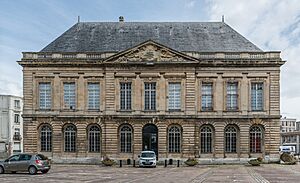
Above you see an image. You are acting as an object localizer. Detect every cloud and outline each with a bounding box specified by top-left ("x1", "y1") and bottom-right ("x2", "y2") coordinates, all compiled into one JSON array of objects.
[
  {"x1": 1, "y1": 0, "x2": 300, "y2": 120},
  {"x1": 206, "y1": 0, "x2": 300, "y2": 119},
  {"x1": 185, "y1": 0, "x2": 196, "y2": 8}
]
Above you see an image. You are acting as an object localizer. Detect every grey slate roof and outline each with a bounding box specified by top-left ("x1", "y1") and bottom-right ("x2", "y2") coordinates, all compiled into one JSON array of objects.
[{"x1": 40, "y1": 22, "x2": 262, "y2": 53}]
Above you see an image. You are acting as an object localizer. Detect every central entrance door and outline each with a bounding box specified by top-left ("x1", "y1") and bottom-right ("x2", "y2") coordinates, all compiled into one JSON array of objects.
[{"x1": 142, "y1": 124, "x2": 158, "y2": 157}]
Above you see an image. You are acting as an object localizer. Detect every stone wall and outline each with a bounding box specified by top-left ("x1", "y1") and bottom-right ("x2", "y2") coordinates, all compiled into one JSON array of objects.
[
  {"x1": 22, "y1": 117, "x2": 280, "y2": 163},
  {"x1": 21, "y1": 56, "x2": 282, "y2": 163}
]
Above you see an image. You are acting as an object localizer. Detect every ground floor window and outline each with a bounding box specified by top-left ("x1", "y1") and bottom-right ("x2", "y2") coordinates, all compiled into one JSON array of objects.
[
  {"x1": 200, "y1": 125, "x2": 213, "y2": 153},
  {"x1": 250, "y1": 125, "x2": 263, "y2": 153},
  {"x1": 168, "y1": 125, "x2": 181, "y2": 153},
  {"x1": 225, "y1": 125, "x2": 238, "y2": 153},
  {"x1": 40, "y1": 125, "x2": 52, "y2": 152},
  {"x1": 64, "y1": 125, "x2": 76, "y2": 152},
  {"x1": 88, "y1": 125, "x2": 101, "y2": 152},
  {"x1": 120, "y1": 125, "x2": 132, "y2": 153}
]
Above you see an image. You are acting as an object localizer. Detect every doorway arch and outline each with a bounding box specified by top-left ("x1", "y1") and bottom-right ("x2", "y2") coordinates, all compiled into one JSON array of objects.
[{"x1": 142, "y1": 124, "x2": 158, "y2": 157}]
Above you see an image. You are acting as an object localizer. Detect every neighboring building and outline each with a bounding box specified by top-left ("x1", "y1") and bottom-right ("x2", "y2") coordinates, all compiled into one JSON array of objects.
[
  {"x1": 280, "y1": 117, "x2": 296, "y2": 132},
  {"x1": 280, "y1": 117, "x2": 300, "y2": 154},
  {"x1": 296, "y1": 121, "x2": 300, "y2": 131},
  {"x1": 0, "y1": 95, "x2": 23, "y2": 158},
  {"x1": 18, "y1": 18, "x2": 285, "y2": 163}
]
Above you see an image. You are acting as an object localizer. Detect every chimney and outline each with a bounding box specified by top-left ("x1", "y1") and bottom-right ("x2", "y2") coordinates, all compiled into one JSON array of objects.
[{"x1": 119, "y1": 16, "x2": 124, "y2": 22}]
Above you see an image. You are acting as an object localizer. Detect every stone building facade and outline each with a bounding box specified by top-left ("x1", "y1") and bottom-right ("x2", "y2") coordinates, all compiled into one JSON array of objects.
[{"x1": 18, "y1": 20, "x2": 285, "y2": 163}]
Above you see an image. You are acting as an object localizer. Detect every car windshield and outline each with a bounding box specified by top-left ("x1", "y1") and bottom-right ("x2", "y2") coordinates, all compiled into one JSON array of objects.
[{"x1": 141, "y1": 152, "x2": 155, "y2": 158}]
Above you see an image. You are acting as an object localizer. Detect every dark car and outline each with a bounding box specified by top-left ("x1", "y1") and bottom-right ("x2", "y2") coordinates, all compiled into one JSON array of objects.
[{"x1": 0, "y1": 153, "x2": 51, "y2": 175}]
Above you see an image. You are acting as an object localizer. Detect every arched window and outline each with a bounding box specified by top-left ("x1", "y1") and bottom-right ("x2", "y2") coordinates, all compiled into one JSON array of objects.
[
  {"x1": 225, "y1": 126, "x2": 238, "y2": 153},
  {"x1": 168, "y1": 125, "x2": 181, "y2": 153},
  {"x1": 120, "y1": 125, "x2": 132, "y2": 153},
  {"x1": 64, "y1": 125, "x2": 76, "y2": 152},
  {"x1": 40, "y1": 125, "x2": 52, "y2": 152},
  {"x1": 250, "y1": 126, "x2": 263, "y2": 153},
  {"x1": 200, "y1": 126, "x2": 213, "y2": 153},
  {"x1": 88, "y1": 125, "x2": 101, "y2": 152}
]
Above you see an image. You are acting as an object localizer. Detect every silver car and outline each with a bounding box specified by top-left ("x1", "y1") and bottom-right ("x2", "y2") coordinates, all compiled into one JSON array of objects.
[
  {"x1": 0, "y1": 153, "x2": 51, "y2": 175},
  {"x1": 138, "y1": 151, "x2": 157, "y2": 167}
]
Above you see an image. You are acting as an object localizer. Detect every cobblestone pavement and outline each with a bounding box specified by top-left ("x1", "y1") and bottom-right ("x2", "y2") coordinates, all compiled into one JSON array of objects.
[{"x1": 1, "y1": 164, "x2": 300, "y2": 183}]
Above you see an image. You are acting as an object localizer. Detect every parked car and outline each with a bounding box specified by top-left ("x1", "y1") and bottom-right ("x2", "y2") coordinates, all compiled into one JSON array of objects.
[
  {"x1": 279, "y1": 146, "x2": 296, "y2": 154},
  {"x1": 138, "y1": 151, "x2": 156, "y2": 168},
  {"x1": 0, "y1": 153, "x2": 51, "y2": 175}
]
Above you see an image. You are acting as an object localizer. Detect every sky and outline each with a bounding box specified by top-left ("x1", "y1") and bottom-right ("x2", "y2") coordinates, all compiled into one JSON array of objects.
[{"x1": 0, "y1": 0, "x2": 300, "y2": 119}]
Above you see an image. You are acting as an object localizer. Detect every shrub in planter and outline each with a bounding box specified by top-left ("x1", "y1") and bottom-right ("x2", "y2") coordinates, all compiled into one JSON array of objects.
[
  {"x1": 102, "y1": 157, "x2": 115, "y2": 166},
  {"x1": 248, "y1": 157, "x2": 263, "y2": 166},
  {"x1": 184, "y1": 158, "x2": 198, "y2": 166},
  {"x1": 280, "y1": 153, "x2": 297, "y2": 165}
]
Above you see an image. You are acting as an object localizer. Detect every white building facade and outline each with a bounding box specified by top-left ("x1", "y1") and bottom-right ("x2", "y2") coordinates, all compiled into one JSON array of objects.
[
  {"x1": 0, "y1": 95, "x2": 23, "y2": 158},
  {"x1": 280, "y1": 117, "x2": 300, "y2": 154}
]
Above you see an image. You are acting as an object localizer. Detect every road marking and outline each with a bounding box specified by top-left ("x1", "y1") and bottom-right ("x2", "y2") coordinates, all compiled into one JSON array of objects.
[
  {"x1": 191, "y1": 168, "x2": 212, "y2": 183},
  {"x1": 246, "y1": 167, "x2": 270, "y2": 183}
]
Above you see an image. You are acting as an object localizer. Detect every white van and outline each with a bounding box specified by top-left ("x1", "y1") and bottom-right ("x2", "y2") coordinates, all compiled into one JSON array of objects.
[{"x1": 279, "y1": 146, "x2": 296, "y2": 154}]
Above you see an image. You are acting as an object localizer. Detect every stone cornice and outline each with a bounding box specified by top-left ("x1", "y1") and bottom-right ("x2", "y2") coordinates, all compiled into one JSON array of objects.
[
  {"x1": 18, "y1": 59, "x2": 285, "y2": 67},
  {"x1": 22, "y1": 113, "x2": 281, "y2": 119}
]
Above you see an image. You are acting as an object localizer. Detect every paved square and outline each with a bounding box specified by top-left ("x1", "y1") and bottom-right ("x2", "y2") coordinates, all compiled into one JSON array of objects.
[{"x1": 1, "y1": 164, "x2": 300, "y2": 182}]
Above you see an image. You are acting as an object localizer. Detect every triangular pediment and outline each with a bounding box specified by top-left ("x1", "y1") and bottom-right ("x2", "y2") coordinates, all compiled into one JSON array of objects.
[{"x1": 103, "y1": 40, "x2": 199, "y2": 63}]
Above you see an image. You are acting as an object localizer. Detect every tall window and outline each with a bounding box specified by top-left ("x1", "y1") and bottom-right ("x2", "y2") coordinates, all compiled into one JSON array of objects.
[
  {"x1": 200, "y1": 126, "x2": 213, "y2": 153},
  {"x1": 13, "y1": 128, "x2": 20, "y2": 140},
  {"x1": 168, "y1": 83, "x2": 181, "y2": 110},
  {"x1": 168, "y1": 126, "x2": 181, "y2": 153},
  {"x1": 14, "y1": 114, "x2": 20, "y2": 124},
  {"x1": 14, "y1": 100, "x2": 20, "y2": 108},
  {"x1": 40, "y1": 125, "x2": 52, "y2": 152},
  {"x1": 250, "y1": 126, "x2": 262, "y2": 153},
  {"x1": 120, "y1": 83, "x2": 132, "y2": 110},
  {"x1": 201, "y1": 83, "x2": 213, "y2": 111},
  {"x1": 88, "y1": 83, "x2": 100, "y2": 110},
  {"x1": 39, "y1": 83, "x2": 51, "y2": 109},
  {"x1": 145, "y1": 82, "x2": 156, "y2": 110},
  {"x1": 88, "y1": 125, "x2": 101, "y2": 152},
  {"x1": 64, "y1": 83, "x2": 76, "y2": 109},
  {"x1": 251, "y1": 83, "x2": 263, "y2": 111},
  {"x1": 64, "y1": 125, "x2": 76, "y2": 152},
  {"x1": 226, "y1": 82, "x2": 238, "y2": 110},
  {"x1": 225, "y1": 126, "x2": 237, "y2": 153},
  {"x1": 120, "y1": 125, "x2": 132, "y2": 153}
]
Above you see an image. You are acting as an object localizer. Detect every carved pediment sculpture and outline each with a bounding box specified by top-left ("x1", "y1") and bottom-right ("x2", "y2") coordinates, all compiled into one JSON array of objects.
[
  {"x1": 107, "y1": 40, "x2": 199, "y2": 63},
  {"x1": 125, "y1": 44, "x2": 178, "y2": 62}
]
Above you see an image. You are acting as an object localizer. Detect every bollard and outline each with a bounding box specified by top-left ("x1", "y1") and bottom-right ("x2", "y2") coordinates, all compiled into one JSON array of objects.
[
  {"x1": 164, "y1": 159, "x2": 167, "y2": 167},
  {"x1": 169, "y1": 159, "x2": 173, "y2": 165},
  {"x1": 177, "y1": 160, "x2": 180, "y2": 167},
  {"x1": 120, "y1": 160, "x2": 122, "y2": 167},
  {"x1": 133, "y1": 160, "x2": 135, "y2": 167},
  {"x1": 127, "y1": 159, "x2": 131, "y2": 165}
]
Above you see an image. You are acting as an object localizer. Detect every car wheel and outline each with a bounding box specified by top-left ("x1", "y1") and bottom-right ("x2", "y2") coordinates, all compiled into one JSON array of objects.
[
  {"x1": 28, "y1": 166, "x2": 37, "y2": 175},
  {"x1": 41, "y1": 170, "x2": 49, "y2": 174},
  {"x1": 0, "y1": 166, "x2": 4, "y2": 174}
]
